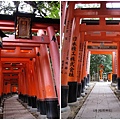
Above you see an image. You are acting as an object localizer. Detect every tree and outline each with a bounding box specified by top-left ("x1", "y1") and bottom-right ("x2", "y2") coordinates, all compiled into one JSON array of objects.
[
  {"x1": 0, "y1": 1, "x2": 60, "y2": 19},
  {"x1": 90, "y1": 54, "x2": 112, "y2": 77}
]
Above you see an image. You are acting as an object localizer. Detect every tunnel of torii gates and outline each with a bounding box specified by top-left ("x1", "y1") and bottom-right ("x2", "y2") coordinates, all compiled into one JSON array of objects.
[
  {"x1": 0, "y1": 13, "x2": 60, "y2": 119},
  {"x1": 61, "y1": 1, "x2": 120, "y2": 109}
]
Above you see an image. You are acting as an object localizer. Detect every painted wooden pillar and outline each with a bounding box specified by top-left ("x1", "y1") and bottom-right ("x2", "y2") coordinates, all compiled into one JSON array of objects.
[
  {"x1": 25, "y1": 63, "x2": 33, "y2": 107},
  {"x1": 99, "y1": 69, "x2": 103, "y2": 80},
  {"x1": 79, "y1": 31, "x2": 85, "y2": 94},
  {"x1": 61, "y1": 1, "x2": 75, "y2": 108},
  {"x1": 4, "y1": 82, "x2": 7, "y2": 97},
  {"x1": 23, "y1": 64, "x2": 30, "y2": 105},
  {"x1": 112, "y1": 52, "x2": 115, "y2": 74},
  {"x1": 20, "y1": 70, "x2": 23, "y2": 101},
  {"x1": 27, "y1": 60, "x2": 37, "y2": 108},
  {"x1": 66, "y1": 17, "x2": 80, "y2": 103},
  {"x1": 61, "y1": 1, "x2": 67, "y2": 39},
  {"x1": 29, "y1": 59, "x2": 37, "y2": 109},
  {"x1": 1, "y1": 69, "x2": 3, "y2": 100},
  {"x1": 82, "y1": 41, "x2": 88, "y2": 87},
  {"x1": 86, "y1": 51, "x2": 91, "y2": 85},
  {"x1": 32, "y1": 58, "x2": 40, "y2": 110},
  {"x1": 18, "y1": 73, "x2": 21, "y2": 99},
  {"x1": 47, "y1": 27, "x2": 60, "y2": 105},
  {"x1": 80, "y1": 41, "x2": 87, "y2": 94},
  {"x1": 117, "y1": 42, "x2": 120, "y2": 90},
  {"x1": 77, "y1": 35, "x2": 82, "y2": 98},
  {"x1": 7, "y1": 83, "x2": 11, "y2": 96},
  {"x1": 18, "y1": 72, "x2": 23, "y2": 100},
  {"x1": 19, "y1": 70, "x2": 24, "y2": 102},
  {"x1": 112, "y1": 51, "x2": 117, "y2": 83},
  {"x1": 35, "y1": 47, "x2": 46, "y2": 115},
  {"x1": 21, "y1": 68, "x2": 27, "y2": 103},
  {"x1": 39, "y1": 44, "x2": 59, "y2": 119},
  {"x1": 0, "y1": 49, "x2": 2, "y2": 104},
  {"x1": 12, "y1": 86, "x2": 17, "y2": 94}
]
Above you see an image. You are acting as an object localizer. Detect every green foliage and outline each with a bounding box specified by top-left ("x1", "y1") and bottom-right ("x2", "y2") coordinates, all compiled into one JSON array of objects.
[
  {"x1": 90, "y1": 54, "x2": 112, "y2": 76},
  {"x1": 0, "y1": 1, "x2": 60, "y2": 19},
  {"x1": 37, "y1": 1, "x2": 60, "y2": 19}
]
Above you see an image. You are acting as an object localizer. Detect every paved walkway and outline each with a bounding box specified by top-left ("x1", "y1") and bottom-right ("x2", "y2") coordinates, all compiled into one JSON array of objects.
[
  {"x1": 75, "y1": 82, "x2": 120, "y2": 119},
  {"x1": 3, "y1": 95, "x2": 35, "y2": 119}
]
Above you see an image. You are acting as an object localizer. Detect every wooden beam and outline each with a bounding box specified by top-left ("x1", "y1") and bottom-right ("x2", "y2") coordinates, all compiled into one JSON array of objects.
[
  {"x1": 3, "y1": 76, "x2": 19, "y2": 79},
  {"x1": 74, "y1": 9, "x2": 120, "y2": 18},
  {"x1": 84, "y1": 34, "x2": 120, "y2": 42},
  {"x1": 3, "y1": 35, "x2": 50, "y2": 44},
  {"x1": 2, "y1": 70, "x2": 21, "y2": 73},
  {"x1": 2, "y1": 64, "x2": 25, "y2": 68},
  {"x1": 0, "y1": 20, "x2": 59, "y2": 31},
  {"x1": 91, "y1": 51, "x2": 113, "y2": 54},
  {"x1": 1, "y1": 58, "x2": 29, "y2": 62},
  {"x1": 3, "y1": 42, "x2": 40, "y2": 47},
  {"x1": 75, "y1": 1, "x2": 120, "y2": 4},
  {"x1": 1, "y1": 51, "x2": 36, "y2": 58},
  {"x1": 88, "y1": 42, "x2": 117, "y2": 46},
  {"x1": 80, "y1": 24, "x2": 120, "y2": 32}
]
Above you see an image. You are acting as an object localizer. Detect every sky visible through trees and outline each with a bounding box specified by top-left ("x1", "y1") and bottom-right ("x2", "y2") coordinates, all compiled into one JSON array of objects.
[{"x1": 0, "y1": 1, "x2": 60, "y2": 19}]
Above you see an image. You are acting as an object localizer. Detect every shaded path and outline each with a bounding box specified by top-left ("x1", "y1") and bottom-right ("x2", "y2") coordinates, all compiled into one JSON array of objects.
[
  {"x1": 75, "y1": 82, "x2": 120, "y2": 119},
  {"x1": 3, "y1": 95, "x2": 35, "y2": 119}
]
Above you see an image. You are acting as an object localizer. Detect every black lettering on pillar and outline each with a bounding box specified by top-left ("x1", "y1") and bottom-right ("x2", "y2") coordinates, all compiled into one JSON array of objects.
[
  {"x1": 62, "y1": 19, "x2": 73, "y2": 75},
  {"x1": 86, "y1": 51, "x2": 89, "y2": 72},
  {"x1": 61, "y1": 60, "x2": 64, "y2": 74},
  {"x1": 69, "y1": 37, "x2": 77, "y2": 77},
  {"x1": 82, "y1": 42, "x2": 86, "y2": 67}
]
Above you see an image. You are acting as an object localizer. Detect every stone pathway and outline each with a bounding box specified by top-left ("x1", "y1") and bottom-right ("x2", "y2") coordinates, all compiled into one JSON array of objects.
[
  {"x1": 3, "y1": 95, "x2": 35, "y2": 119},
  {"x1": 75, "y1": 82, "x2": 120, "y2": 119}
]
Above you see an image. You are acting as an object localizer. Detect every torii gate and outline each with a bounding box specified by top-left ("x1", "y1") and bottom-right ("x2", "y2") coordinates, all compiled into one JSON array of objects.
[
  {"x1": 61, "y1": 1, "x2": 120, "y2": 113},
  {"x1": 0, "y1": 13, "x2": 60, "y2": 119}
]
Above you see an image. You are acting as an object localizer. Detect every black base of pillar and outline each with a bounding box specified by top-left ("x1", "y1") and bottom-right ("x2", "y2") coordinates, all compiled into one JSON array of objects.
[
  {"x1": 57, "y1": 104, "x2": 60, "y2": 118},
  {"x1": 1, "y1": 93, "x2": 3, "y2": 100},
  {"x1": 39, "y1": 99, "x2": 46, "y2": 115},
  {"x1": 36, "y1": 99, "x2": 40, "y2": 112},
  {"x1": 22, "y1": 94, "x2": 24, "y2": 102},
  {"x1": 77, "y1": 83, "x2": 82, "y2": 97},
  {"x1": 61, "y1": 85, "x2": 69, "y2": 108},
  {"x1": 81, "y1": 79, "x2": 85, "y2": 93},
  {"x1": 87, "y1": 74, "x2": 90, "y2": 84},
  {"x1": 112, "y1": 74, "x2": 117, "y2": 83},
  {"x1": 31, "y1": 96, "x2": 37, "y2": 108},
  {"x1": 22, "y1": 94, "x2": 27, "y2": 103},
  {"x1": 45, "y1": 98, "x2": 59, "y2": 119},
  {"x1": 18, "y1": 93, "x2": 21, "y2": 99},
  {"x1": 3, "y1": 93, "x2": 7, "y2": 98},
  {"x1": 12, "y1": 92, "x2": 17, "y2": 95},
  {"x1": 21, "y1": 94, "x2": 24, "y2": 102},
  {"x1": 68, "y1": 82, "x2": 78, "y2": 103},
  {"x1": 28, "y1": 96, "x2": 32, "y2": 106},
  {"x1": 84, "y1": 77, "x2": 87, "y2": 86},
  {"x1": 25, "y1": 94, "x2": 28, "y2": 103},
  {"x1": 0, "y1": 96, "x2": 1, "y2": 106},
  {"x1": 117, "y1": 77, "x2": 120, "y2": 90}
]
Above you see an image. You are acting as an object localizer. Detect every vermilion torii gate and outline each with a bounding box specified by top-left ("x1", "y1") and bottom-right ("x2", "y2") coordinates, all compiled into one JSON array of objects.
[
  {"x1": 61, "y1": 1, "x2": 120, "y2": 115},
  {"x1": 0, "y1": 13, "x2": 60, "y2": 119}
]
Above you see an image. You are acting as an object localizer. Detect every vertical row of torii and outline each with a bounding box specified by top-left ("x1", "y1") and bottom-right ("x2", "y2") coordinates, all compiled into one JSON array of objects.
[
  {"x1": 0, "y1": 12, "x2": 60, "y2": 118},
  {"x1": 61, "y1": 1, "x2": 119, "y2": 117}
]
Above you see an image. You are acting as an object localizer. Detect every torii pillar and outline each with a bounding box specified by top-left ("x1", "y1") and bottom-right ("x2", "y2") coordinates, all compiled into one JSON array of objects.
[
  {"x1": 86, "y1": 51, "x2": 91, "y2": 85},
  {"x1": 117, "y1": 42, "x2": 120, "y2": 90},
  {"x1": 37, "y1": 30, "x2": 59, "y2": 119},
  {"x1": 112, "y1": 51, "x2": 117, "y2": 83},
  {"x1": 0, "y1": 50, "x2": 2, "y2": 106},
  {"x1": 61, "y1": 1, "x2": 75, "y2": 109},
  {"x1": 67, "y1": 17, "x2": 80, "y2": 104}
]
